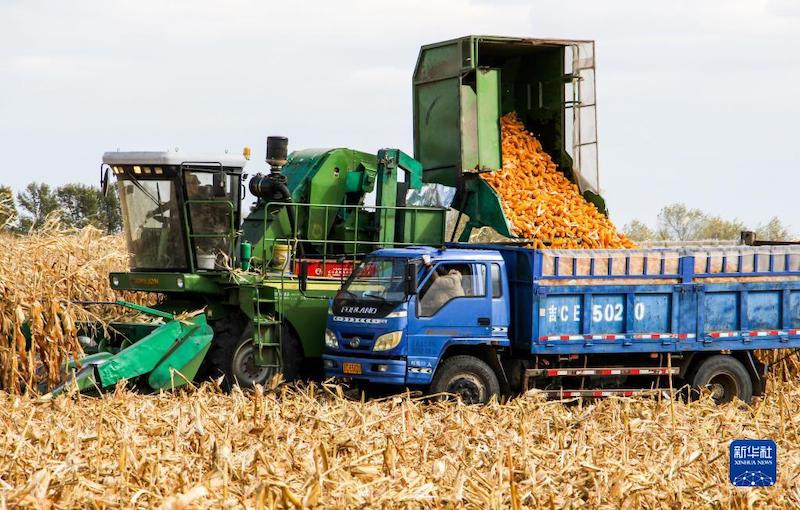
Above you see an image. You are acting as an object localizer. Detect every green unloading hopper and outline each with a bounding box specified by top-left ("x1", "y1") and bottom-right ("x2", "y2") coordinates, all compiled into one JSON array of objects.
[{"x1": 413, "y1": 35, "x2": 605, "y2": 241}]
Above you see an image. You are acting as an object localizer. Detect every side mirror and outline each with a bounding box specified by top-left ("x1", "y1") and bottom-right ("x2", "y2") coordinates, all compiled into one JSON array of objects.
[
  {"x1": 337, "y1": 256, "x2": 347, "y2": 286},
  {"x1": 100, "y1": 166, "x2": 111, "y2": 197},
  {"x1": 405, "y1": 261, "x2": 419, "y2": 296},
  {"x1": 299, "y1": 260, "x2": 309, "y2": 293}
]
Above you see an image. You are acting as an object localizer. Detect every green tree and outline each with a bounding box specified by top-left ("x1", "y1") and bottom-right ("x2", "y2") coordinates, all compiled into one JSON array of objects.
[
  {"x1": 695, "y1": 215, "x2": 746, "y2": 241},
  {"x1": 623, "y1": 219, "x2": 657, "y2": 242},
  {"x1": 0, "y1": 185, "x2": 18, "y2": 230},
  {"x1": 56, "y1": 183, "x2": 122, "y2": 233},
  {"x1": 656, "y1": 203, "x2": 706, "y2": 241},
  {"x1": 98, "y1": 186, "x2": 122, "y2": 234},
  {"x1": 17, "y1": 182, "x2": 60, "y2": 231},
  {"x1": 755, "y1": 217, "x2": 790, "y2": 241},
  {"x1": 624, "y1": 205, "x2": 794, "y2": 243}
]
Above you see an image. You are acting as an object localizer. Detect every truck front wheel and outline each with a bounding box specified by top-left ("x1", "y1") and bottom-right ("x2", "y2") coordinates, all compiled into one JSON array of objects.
[
  {"x1": 690, "y1": 355, "x2": 753, "y2": 404},
  {"x1": 430, "y1": 355, "x2": 500, "y2": 404}
]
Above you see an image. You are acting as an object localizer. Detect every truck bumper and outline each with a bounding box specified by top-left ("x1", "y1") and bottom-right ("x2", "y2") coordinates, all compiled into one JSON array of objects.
[{"x1": 323, "y1": 354, "x2": 407, "y2": 385}]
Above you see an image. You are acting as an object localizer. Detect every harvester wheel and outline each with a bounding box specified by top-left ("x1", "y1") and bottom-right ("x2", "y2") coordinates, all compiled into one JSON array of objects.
[
  {"x1": 228, "y1": 324, "x2": 302, "y2": 389},
  {"x1": 198, "y1": 316, "x2": 246, "y2": 390}
]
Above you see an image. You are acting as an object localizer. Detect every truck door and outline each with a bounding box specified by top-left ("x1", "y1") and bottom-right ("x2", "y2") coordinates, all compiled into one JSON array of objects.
[
  {"x1": 490, "y1": 262, "x2": 509, "y2": 337},
  {"x1": 407, "y1": 262, "x2": 492, "y2": 367}
]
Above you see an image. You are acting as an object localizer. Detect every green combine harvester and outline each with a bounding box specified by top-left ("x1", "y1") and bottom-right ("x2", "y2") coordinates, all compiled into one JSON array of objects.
[{"x1": 57, "y1": 36, "x2": 608, "y2": 394}]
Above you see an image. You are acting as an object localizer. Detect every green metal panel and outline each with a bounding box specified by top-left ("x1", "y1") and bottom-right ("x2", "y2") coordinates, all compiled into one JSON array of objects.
[
  {"x1": 94, "y1": 316, "x2": 212, "y2": 388},
  {"x1": 307, "y1": 150, "x2": 375, "y2": 241},
  {"x1": 239, "y1": 280, "x2": 341, "y2": 359},
  {"x1": 456, "y1": 177, "x2": 513, "y2": 241},
  {"x1": 376, "y1": 149, "x2": 398, "y2": 246},
  {"x1": 414, "y1": 77, "x2": 461, "y2": 186},
  {"x1": 243, "y1": 148, "x2": 381, "y2": 263},
  {"x1": 148, "y1": 320, "x2": 214, "y2": 389},
  {"x1": 476, "y1": 68, "x2": 501, "y2": 171},
  {"x1": 413, "y1": 41, "x2": 462, "y2": 83},
  {"x1": 460, "y1": 82, "x2": 478, "y2": 171},
  {"x1": 109, "y1": 272, "x2": 223, "y2": 295},
  {"x1": 456, "y1": 68, "x2": 501, "y2": 174}
]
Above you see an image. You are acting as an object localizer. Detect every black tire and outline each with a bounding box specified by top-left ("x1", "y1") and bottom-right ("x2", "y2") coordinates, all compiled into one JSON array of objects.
[
  {"x1": 227, "y1": 323, "x2": 303, "y2": 389},
  {"x1": 690, "y1": 355, "x2": 753, "y2": 404},
  {"x1": 430, "y1": 355, "x2": 500, "y2": 404},
  {"x1": 196, "y1": 315, "x2": 246, "y2": 387},
  {"x1": 202, "y1": 317, "x2": 303, "y2": 390}
]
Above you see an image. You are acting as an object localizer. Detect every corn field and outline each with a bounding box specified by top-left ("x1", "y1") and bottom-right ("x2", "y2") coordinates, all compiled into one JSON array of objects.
[
  {"x1": 2, "y1": 380, "x2": 800, "y2": 508},
  {"x1": 2, "y1": 227, "x2": 800, "y2": 508},
  {"x1": 0, "y1": 221, "x2": 151, "y2": 394}
]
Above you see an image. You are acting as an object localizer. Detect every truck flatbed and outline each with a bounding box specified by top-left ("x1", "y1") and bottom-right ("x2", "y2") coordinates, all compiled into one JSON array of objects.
[{"x1": 487, "y1": 244, "x2": 800, "y2": 356}]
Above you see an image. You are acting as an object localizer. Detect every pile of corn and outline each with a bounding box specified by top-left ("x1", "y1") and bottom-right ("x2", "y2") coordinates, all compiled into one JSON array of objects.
[
  {"x1": 483, "y1": 112, "x2": 634, "y2": 249},
  {"x1": 0, "y1": 220, "x2": 148, "y2": 393},
  {"x1": 2, "y1": 381, "x2": 800, "y2": 508}
]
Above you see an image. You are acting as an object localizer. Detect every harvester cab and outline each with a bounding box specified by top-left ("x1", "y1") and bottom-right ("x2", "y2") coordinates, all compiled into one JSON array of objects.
[
  {"x1": 413, "y1": 36, "x2": 603, "y2": 241},
  {"x1": 51, "y1": 152, "x2": 247, "y2": 395},
  {"x1": 103, "y1": 151, "x2": 245, "y2": 274}
]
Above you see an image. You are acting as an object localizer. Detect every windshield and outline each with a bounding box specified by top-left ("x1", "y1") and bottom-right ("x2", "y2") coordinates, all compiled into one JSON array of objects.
[
  {"x1": 338, "y1": 257, "x2": 407, "y2": 303},
  {"x1": 118, "y1": 178, "x2": 188, "y2": 270}
]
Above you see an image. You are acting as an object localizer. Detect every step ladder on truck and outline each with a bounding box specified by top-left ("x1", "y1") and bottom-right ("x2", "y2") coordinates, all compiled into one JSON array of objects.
[{"x1": 321, "y1": 244, "x2": 800, "y2": 404}]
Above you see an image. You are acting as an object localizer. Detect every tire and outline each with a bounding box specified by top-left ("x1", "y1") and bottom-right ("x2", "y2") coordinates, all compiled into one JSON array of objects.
[
  {"x1": 430, "y1": 355, "x2": 500, "y2": 405},
  {"x1": 227, "y1": 323, "x2": 303, "y2": 389},
  {"x1": 196, "y1": 315, "x2": 246, "y2": 387},
  {"x1": 690, "y1": 355, "x2": 753, "y2": 404},
  {"x1": 202, "y1": 317, "x2": 303, "y2": 390}
]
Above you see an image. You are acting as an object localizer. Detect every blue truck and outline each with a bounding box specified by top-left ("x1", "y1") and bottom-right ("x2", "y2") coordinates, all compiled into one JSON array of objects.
[{"x1": 319, "y1": 244, "x2": 800, "y2": 404}]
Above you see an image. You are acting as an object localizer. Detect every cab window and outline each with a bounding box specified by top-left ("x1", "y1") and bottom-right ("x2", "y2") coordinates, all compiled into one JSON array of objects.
[
  {"x1": 418, "y1": 263, "x2": 486, "y2": 317},
  {"x1": 491, "y1": 263, "x2": 502, "y2": 298}
]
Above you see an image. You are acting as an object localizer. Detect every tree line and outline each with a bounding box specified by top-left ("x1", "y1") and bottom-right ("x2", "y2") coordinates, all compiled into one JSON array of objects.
[
  {"x1": 623, "y1": 203, "x2": 792, "y2": 242},
  {"x1": 0, "y1": 183, "x2": 121, "y2": 234}
]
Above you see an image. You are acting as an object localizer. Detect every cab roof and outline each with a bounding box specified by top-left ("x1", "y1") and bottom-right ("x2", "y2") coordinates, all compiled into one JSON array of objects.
[
  {"x1": 103, "y1": 151, "x2": 246, "y2": 168},
  {"x1": 371, "y1": 246, "x2": 503, "y2": 262}
]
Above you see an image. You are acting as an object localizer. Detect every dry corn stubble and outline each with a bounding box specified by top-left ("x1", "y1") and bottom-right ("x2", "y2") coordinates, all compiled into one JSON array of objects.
[
  {"x1": 483, "y1": 112, "x2": 635, "y2": 249},
  {"x1": 1, "y1": 381, "x2": 800, "y2": 509},
  {"x1": 0, "y1": 220, "x2": 798, "y2": 508},
  {"x1": 0, "y1": 220, "x2": 153, "y2": 394}
]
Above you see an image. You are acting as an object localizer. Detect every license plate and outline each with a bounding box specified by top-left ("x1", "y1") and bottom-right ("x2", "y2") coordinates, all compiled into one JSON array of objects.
[{"x1": 342, "y1": 362, "x2": 362, "y2": 375}]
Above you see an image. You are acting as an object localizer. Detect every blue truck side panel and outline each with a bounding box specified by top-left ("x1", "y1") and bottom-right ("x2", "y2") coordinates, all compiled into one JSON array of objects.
[{"x1": 491, "y1": 246, "x2": 800, "y2": 355}]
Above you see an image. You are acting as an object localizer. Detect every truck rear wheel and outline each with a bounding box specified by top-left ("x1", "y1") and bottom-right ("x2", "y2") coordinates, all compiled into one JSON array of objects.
[
  {"x1": 430, "y1": 355, "x2": 500, "y2": 404},
  {"x1": 690, "y1": 355, "x2": 753, "y2": 404}
]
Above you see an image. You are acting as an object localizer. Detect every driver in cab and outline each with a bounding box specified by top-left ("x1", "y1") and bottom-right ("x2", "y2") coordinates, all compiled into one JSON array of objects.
[{"x1": 418, "y1": 255, "x2": 464, "y2": 315}]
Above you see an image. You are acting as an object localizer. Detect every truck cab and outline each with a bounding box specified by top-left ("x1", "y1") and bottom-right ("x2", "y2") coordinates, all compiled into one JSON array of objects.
[{"x1": 323, "y1": 247, "x2": 510, "y2": 403}]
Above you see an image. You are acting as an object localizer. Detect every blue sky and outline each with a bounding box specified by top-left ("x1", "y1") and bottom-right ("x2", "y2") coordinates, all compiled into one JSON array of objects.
[{"x1": 1, "y1": 0, "x2": 798, "y2": 231}]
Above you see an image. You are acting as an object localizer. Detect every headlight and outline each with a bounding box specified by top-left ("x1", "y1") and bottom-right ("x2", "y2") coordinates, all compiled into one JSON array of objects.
[
  {"x1": 176, "y1": 276, "x2": 185, "y2": 289},
  {"x1": 111, "y1": 276, "x2": 120, "y2": 287},
  {"x1": 324, "y1": 328, "x2": 338, "y2": 349},
  {"x1": 373, "y1": 331, "x2": 403, "y2": 351},
  {"x1": 385, "y1": 309, "x2": 407, "y2": 318}
]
